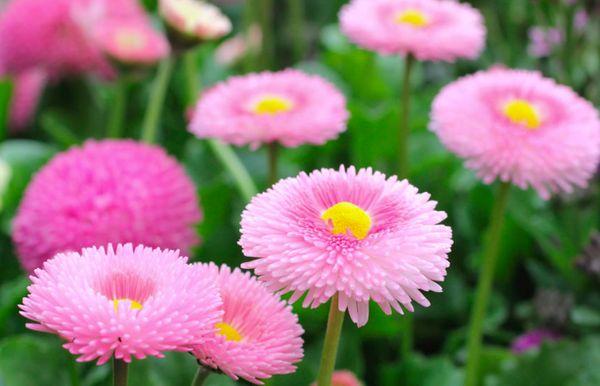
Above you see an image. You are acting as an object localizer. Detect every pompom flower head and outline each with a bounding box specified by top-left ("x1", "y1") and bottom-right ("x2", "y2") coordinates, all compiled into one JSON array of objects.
[
  {"x1": 13, "y1": 140, "x2": 202, "y2": 272},
  {"x1": 20, "y1": 244, "x2": 223, "y2": 364},
  {"x1": 431, "y1": 69, "x2": 600, "y2": 199},
  {"x1": 192, "y1": 264, "x2": 304, "y2": 384},
  {"x1": 159, "y1": 0, "x2": 231, "y2": 46},
  {"x1": 240, "y1": 166, "x2": 453, "y2": 326},
  {"x1": 339, "y1": 0, "x2": 486, "y2": 61},
  {"x1": 189, "y1": 69, "x2": 349, "y2": 149}
]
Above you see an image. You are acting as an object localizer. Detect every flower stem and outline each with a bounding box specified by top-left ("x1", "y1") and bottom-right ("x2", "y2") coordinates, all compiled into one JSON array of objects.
[
  {"x1": 191, "y1": 366, "x2": 211, "y2": 386},
  {"x1": 316, "y1": 294, "x2": 345, "y2": 386},
  {"x1": 288, "y1": 0, "x2": 306, "y2": 62},
  {"x1": 107, "y1": 78, "x2": 128, "y2": 138},
  {"x1": 398, "y1": 54, "x2": 414, "y2": 179},
  {"x1": 257, "y1": 0, "x2": 274, "y2": 70},
  {"x1": 183, "y1": 49, "x2": 200, "y2": 104},
  {"x1": 0, "y1": 78, "x2": 13, "y2": 141},
  {"x1": 464, "y1": 181, "x2": 511, "y2": 386},
  {"x1": 267, "y1": 142, "x2": 278, "y2": 186},
  {"x1": 113, "y1": 359, "x2": 128, "y2": 386},
  {"x1": 141, "y1": 57, "x2": 175, "y2": 144}
]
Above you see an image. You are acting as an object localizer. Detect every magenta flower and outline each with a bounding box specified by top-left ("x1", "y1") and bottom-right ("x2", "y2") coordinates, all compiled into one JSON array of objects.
[
  {"x1": 13, "y1": 140, "x2": 202, "y2": 272},
  {"x1": 189, "y1": 69, "x2": 349, "y2": 149},
  {"x1": 339, "y1": 0, "x2": 486, "y2": 61},
  {"x1": 240, "y1": 166, "x2": 452, "y2": 326},
  {"x1": 7, "y1": 68, "x2": 47, "y2": 130},
  {"x1": 431, "y1": 68, "x2": 600, "y2": 199},
  {"x1": 192, "y1": 263, "x2": 304, "y2": 384},
  {"x1": 20, "y1": 244, "x2": 223, "y2": 364},
  {"x1": 511, "y1": 329, "x2": 561, "y2": 354}
]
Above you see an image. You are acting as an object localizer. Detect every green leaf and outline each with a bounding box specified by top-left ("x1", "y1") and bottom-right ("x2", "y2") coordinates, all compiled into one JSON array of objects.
[{"x1": 380, "y1": 354, "x2": 463, "y2": 386}]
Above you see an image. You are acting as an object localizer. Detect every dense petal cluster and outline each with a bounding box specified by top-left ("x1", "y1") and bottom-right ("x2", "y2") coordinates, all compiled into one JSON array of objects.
[
  {"x1": 340, "y1": 0, "x2": 486, "y2": 61},
  {"x1": 159, "y1": 0, "x2": 231, "y2": 41},
  {"x1": 431, "y1": 69, "x2": 600, "y2": 199},
  {"x1": 20, "y1": 244, "x2": 223, "y2": 364},
  {"x1": 189, "y1": 69, "x2": 348, "y2": 148},
  {"x1": 13, "y1": 140, "x2": 202, "y2": 272},
  {"x1": 192, "y1": 263, "x2": 304, "y2": 384},
  {"x1": 240, "y1": 166, "x2": 452, "y2": 326}
]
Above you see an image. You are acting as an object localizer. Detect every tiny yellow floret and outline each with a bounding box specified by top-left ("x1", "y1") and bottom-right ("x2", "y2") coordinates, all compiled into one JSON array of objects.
[
  {"x1": 251, "y1": 95, "x2": 294, "y2": 115},
  {"x1": 113, "y1": 298, "x2": 143, "y2": 312},
  {"x1": 503, "y1": 99, "x2": 542, "y2": 129},
  {"x1": 216, "y1": 322, "x2": 243, "y2": 342},
  {"x1": 321, "y1": 201, "x2": 372, "y2": 240},
  {"x1": 394, "y1": 9, "x2": 429, "y2": 27}
]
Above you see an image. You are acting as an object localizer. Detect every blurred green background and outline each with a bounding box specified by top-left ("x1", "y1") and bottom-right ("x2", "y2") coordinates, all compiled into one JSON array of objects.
[{"x1": 0, "y1": 0, "x2": 599, "y2": 385}]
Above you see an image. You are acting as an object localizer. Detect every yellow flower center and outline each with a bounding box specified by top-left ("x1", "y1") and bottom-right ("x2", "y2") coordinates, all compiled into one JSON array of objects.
[
  {"x1": 251, "y1": 95, "x2": 294, "y2": 115},
  {"x1": 502, "y1": 99, "x2": 542, "y2": 129},
  {"x1": 113, "y1": 298, "x2": 143, "y2": 312},
  {"x1": 394, "y1": 9, "x2": 429, "y2": 27},
  {"x1": 216, "y1": 322, "x2": 242, "y2": 342},
  {"x1": 321, "y1": 202, "x2": 372, "y2": 240},
  {"x1": 115, "y1": 30, "x2": 146, "y2": 51}
]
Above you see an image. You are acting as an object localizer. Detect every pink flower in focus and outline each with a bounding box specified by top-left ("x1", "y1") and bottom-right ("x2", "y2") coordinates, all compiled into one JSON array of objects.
[
  {"x1": 94, "y1": 20, "x2": 170, "y2": 66},
  {"x1": 189, "y1": 70, "x2": 349, "y2": 149},
  {"x1": 13, "y1": 140, "x2": 202, "y2": 272},
  {"x1": 430, "y1": 69, "x2": 600, "y2": 199},
  {"x1": 511, "y1": 329, "x2": 561, "y2": 354},
  {"x1": 192, "y1": 263, "x2": 304, "y2": 384},
  {"x1": 20, "y1": 244, "x2": 223, "y2": 364},
  {"x1": 239, "y1": 166, "x2": 452, "y2": 326},
  {"x1": 311, "y1": 370, "x2": 363, "y2": 386},
  {"x1": 339, "y1": 0, "x2": 486, "y2": 61},
  {"x1": 8, "y1": 69, "x2": 47, "y2": 130},
  {"x1": 159, "y1": 0, "x2": 231, "y2": 41}
]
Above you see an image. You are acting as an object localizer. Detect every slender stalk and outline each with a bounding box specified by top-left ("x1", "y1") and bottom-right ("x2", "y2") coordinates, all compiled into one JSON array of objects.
[
  {"x1": 464, "y1": 182, "x2": 512, "y2": 386},
  {"x1": 398, "y1": 54, "x2": 414, "y2": 179},
  {"x1": 400, "y1": 315, "x2": 413, "y2": 359},
  {"x1": 113, "y1": 359, "x2": 128, "y2": 386},
  {"x1": 141, "y1": 57, "x2": 175, "y2": 143},
  {"x1": 107, "y1": 79, "x2": 127, "y2": 138},
  {"x1": 288, "y1": 0, "x2": 306, "y2": 62},
  {"x1": 316, "y1": 295, "x2": 345, "y2": 386},
  {"x1": 257, "y1": 0, "x2": 274, "y2": 70},
  {"x1": 191, "y1": 366, "x2": 211, "y2": 386},
  {"x1": 267, "y1": 142, "x2": 278, "y2": 186},
  {"x1": 0, "y1": 79, "x2": 13, "y2": 141},
  {"x1": 183, "y1": 50, "x2": 200, "y2": 104}
]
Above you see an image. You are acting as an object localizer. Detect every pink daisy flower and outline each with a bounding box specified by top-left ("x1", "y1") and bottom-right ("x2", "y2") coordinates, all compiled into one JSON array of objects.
[
  {"x1": 192, "y1": 263, "x2": 304, "y2": 384},
  {"x1": 339, "y1": 0, "x2": 486, "y2": 61},
  {"x1": 311, "y1": 370, "x2": 363, "y2": 386},
  {"x1": 430, "y1": 69, "x2": 600, "y2": 199},
  {"x1": 159, "y1": 0, "x2": 231, "y2": 42},
  {"x1": 239, "y1": 166, "x2": 453, "y2": 326},
  {"x1": 189, "y1": 69, "x2": 349, "y2": 149},
  {"x1": 8, "y1": 68, "x2": 47, "y2": 130},
  {"x1": 94, "y1": 20, "x2": 170, "y2": 66},
  {"x1": 13, "y1": 140, "x2": 202, "y2": 273},
  {"x1": 20, "y1": 244, "x2": 223, "y2": 364}
]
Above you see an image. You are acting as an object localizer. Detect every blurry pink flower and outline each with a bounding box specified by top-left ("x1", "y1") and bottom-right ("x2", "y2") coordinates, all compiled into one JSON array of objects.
[
  {"x1": 20, "y1": 244, "x2": 223, "y2": 364},
  {"x1": 339, "y1": 0, "x2": 486, "y2": 61},
  {"x1": 431, "y1": 68, "x2": 600, "y2": 199},
  {"x1": 13, "y1": 140, "x2": 202, "y2": 272},
  {"x1": 215, "y1": 24, "x2": 262, "y2": 67},
  {"x1": 574, "y1": 10, "x2": 589, "y2": 32},
  {"x1": 192, "y1": 263, "x2": 304, "y2": 384},
  {"x1": 311, "y1": 370, "x2": 363, "y2": 386},
  {"x1": 511, "y1": 329, "x2": 561, "y2": 354},
  {"x1": 528, "y1": 27, "x2": 563, "y2": 57},
  {"x1": 159, "y1": 0, "x2": 231, "y2": 42},
  {"x1": 8, "y1": 68, "x2": 47, "y2": 130},
  {"x1": 240, "y1": 166, "x2": 452, "y2": 326},
  {"x1": 189, "y1": 69, "x2": 349, "y2": 149},
  {"x1": 94, "y1": 20, "x2": 170, "y2": 66}
]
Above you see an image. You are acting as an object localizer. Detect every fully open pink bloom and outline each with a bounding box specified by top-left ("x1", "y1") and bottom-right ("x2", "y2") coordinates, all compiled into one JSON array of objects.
[
  {"x1": 339, "y1": 0, "x2": 486, "y2": 61},
  {"x1": 189, "y1": 69, "x2": 348, "y2": 149},
  {"x1": 13, "y1": 140, "x2": 202, "y2": 273},
  {"x1": 8, "y1": 68, "x2": 47, "y2": 129},
  {"x1": 431, "y1": 69, "x2": 600, "y2": 199},
  {"x1": 192, "y1": 263, "x2": 304, "y2": 384},
  {"x1": 20, "y1": 244, "x2": 223, "y2": 364},
  {"x1": 311, "y1": 370, "x2": 363, "y2": 386},
  {"x1": 240, "y1": 166, "x2": 452, "y2": 326}
]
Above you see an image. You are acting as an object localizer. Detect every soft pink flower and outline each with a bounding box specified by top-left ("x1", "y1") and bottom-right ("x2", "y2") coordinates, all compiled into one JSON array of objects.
[
  {"x1": 574, "y1": 10, "x2": 589, "y2": 33},
  {"x1": 189, "y1": 69, "x2": 349, "y2": 149},
  {"x1": 94, "y1": 20, "x2": 170, "y2": 66},
  {"x1": 192, "y1": 263, "x2": 304, "y2": 384},
  {"x1": 528, "y1": 27, "x2": 563, "y2": 58},
  {"x1": 339, "y1": 0, "x2": 486, "y2": 61},
  {"x1": 8, "y1": 68, "x2": 47, "y2": 129},
  {"x1": 20, "y1": 244, "x2": 223, "y2": 364},
  {"x1": 13, "y1": 140, "x2": 202, "y2": 272},
  {"x1": 159, "y1": 0, "x2": 231, "y2": 41},
  {"x1": 311, "y1": 370, "x2": 363, "y2": 386},
  {"x1": 239, "y1": 166, "x2": 452, "y2": 326},
  {"x1": 430, "y1": 68, "x2": 600, "y2": 199},
  {"x1": 511, "y1": 329, "x2": 561, "y2": 354}
]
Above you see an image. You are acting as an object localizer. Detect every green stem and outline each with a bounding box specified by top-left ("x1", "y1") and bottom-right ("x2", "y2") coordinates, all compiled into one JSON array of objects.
[
  {"x1": 464, "y1": 182, "x2": 511, "y2": 386},
  {"x1": 207, "y1": 139, "x2": 258, "y2": 202},
  {"x1": 398, "y1": 54, "x2": 414, "y2": 179},
  {"x1": 0, "y1": 78, "x2": 13, "y2": 141},
  {"x1": 400, "y1": 314, "x2": 413, "y2": 359},
  {"x1": 316, "y1": 295, "x2": 345, "y2": 386},
  {"x1": 113, "y1": 359, "x2": 128, "y2": 386},
  {"x1": 141, "y1": 57, "x2": 175, "y2": 144},
  {"x1": 288, "y1": 0, "x2": 306, "y2": 62},
  {"x1": 191, "y1": 366, "x2": 211, "y2": 386},
  {"x1": 267, "y1": 142, "x2": 278, "y2": 186},
  {"x1": 106, "y1": 79, "x2": 127, "y2": 138},
  {"x1": 257, "y1": 0, "x2": 274, "y2": 70},
  {"x1": 183, "y1": 50, "x2": 200, "y2": 104}
]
